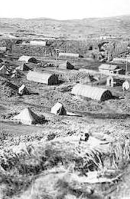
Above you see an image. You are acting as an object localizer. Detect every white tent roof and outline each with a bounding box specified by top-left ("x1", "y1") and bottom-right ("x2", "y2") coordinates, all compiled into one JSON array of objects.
[
  {"x1": 12, "y1": 108, "x2": 42, "y2": 125},
  {"x1": 18, "y1": 56, "x2": 37, "y2": 63},
  {"x1": 99, "y1": 64, "x2": 118, "y2": 71}
]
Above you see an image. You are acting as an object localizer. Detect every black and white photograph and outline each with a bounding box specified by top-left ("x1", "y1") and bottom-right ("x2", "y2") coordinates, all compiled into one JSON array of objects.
[{"x1": 0, "y1": 0, "x2": 130, "y2": 198}]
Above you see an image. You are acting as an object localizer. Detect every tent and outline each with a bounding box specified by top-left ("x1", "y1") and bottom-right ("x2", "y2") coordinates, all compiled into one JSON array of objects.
[
  {"x1": 16, "y1": 63, "x2": 30, "y2": 71},
  {"x1": 51, "y1": 102, "x2": 66, "y2": 115},
  {"x1": 12, "y1": 107, "x2": 45, "y2": 125},
  {"x1": 18, "y1": 84, "x2": 30, "y2": 95},
  {"x1": 27, "y1": 71, "x2": 59, "y2": 85},
  {"x1": 18, "y1": 55, "x2": 37, "y2": 63},
  {"x1": 71, "y1": 84, "x2": 112, "y2": 101},
  {"x1": 0, "y1": 65, "x2": 8, "y2": 75},
  {"x1": 58, "y1": 61, "x2": 74, "y2": 70},
  {"x1": 2, "y1": 80, "x2": 18, "y2": 97}
]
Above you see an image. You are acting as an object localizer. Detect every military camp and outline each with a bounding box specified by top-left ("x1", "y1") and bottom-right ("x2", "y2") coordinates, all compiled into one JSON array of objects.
[{"x1": 1, "y1": 12, "x2": 130, "y2": 199}]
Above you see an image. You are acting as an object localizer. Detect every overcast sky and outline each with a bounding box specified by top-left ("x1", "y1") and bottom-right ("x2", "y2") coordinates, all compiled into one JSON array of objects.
[{"x1": 0, "y1": 0, "x2": 130, "y2": 19}]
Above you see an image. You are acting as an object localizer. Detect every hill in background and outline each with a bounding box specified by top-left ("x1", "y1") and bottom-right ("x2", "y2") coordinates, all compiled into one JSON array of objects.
[{"x1": 0, "y1": 15, "x2": 130, "y2": 39}]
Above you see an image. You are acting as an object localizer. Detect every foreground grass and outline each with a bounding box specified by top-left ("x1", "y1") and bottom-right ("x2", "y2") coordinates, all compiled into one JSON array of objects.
[{"x1": 0, "y1": 129, "x2": 130, "y2": 199}]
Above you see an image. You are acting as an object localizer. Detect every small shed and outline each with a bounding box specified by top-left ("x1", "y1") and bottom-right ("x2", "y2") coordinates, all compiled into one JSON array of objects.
[
  {"x1": 99, "y1": 64, "x2": 119, "y2": 74},
  {"x1": 18, "y1": 55, "x2": 37, "y2": 63},
  {"x1": 51, "y1": 102, "x2": 66, "y2": 115},
  {"x1": 58, "y1": 61, "x2": 74, "y2": 70},
  {"x1": 30, "y1": 40, "x2": 46, "y2": 46},
  {"x1": 18, "y1": 84, "x2": 30, "y2": 95},
  {"x1": 71, "y1": 84, "x2": 112, "y2": 101},
  {"x1": 27, "y1": 71, "x2": 58, "y2": 85},
  {"x1": 59, "y1": 53, "x2": 82, "y2": 58}
]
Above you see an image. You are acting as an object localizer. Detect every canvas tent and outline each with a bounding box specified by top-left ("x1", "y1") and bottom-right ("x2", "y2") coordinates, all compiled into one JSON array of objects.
[
  {"x1": 18, "y1": 56, "x2": 37, "y2": 63},
  {"x1": 12, "y1": 107, "x2": 45, "y2": 125},
  {"x1": 58, "y1": 61, "x2": 74, "y2": 70},
  {"x1": 2, "y1": 81, "x2": 18, "y2": 97},
  {"x1": 0, "y1": 65, "x2": 8, "y2": 75},
  {"x1": 51, "y1": 102, "x2": 66, "y2": 115},
  {"x1": 71, "y1": 84, "x2": 112, "y2": 101},
  {"x1": 18, "y1": 84, "x2": 30, "y2": 95},
  {"x1": 27, "y1": 71, "x2": 58, "y2": 85}
]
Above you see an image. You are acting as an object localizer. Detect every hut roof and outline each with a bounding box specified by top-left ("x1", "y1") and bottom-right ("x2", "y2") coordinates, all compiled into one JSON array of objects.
[
  {"x1": 18, "y1": 55, "x2": 37, "y2": 63},
  {"x1": 30, "y1": 40, "x2": 46, "y2": 46},
  {"x1": 59, "y1": 53, "x2": 80, "y2": 58},
  {"x1": 27, "y1": 71, "x2": 58, "y2": 85},
  {"x1": 71, "y1": 84, "x2": 112, "y2": 101},
  {"x1": 58, "y1": 61, "x2": 74, "y2": 70},
  {"x1": 99, "y1": 64, "x2": 118, "y2": 71}
]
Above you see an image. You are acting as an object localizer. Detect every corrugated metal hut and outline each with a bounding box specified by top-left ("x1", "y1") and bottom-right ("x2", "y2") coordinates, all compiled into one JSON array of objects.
[
  {"x1": 112, "y1": 57, "x2": 127, "y2": 63},
  {"x1": 58, "y1": 61, "x2": 74, "y2": 70},
  {"x1": 30, "y1": 40, "x2": 46, "y2": 46},
  {"x1": 27, "y1": 71, "x2": 58, "y2": 85},
  {"x1": 18, "y1": 55, "x2": 37, "y2": 63},
  {"x1": 71, "y1": 84, "x2": 112, "y2": 101},
  {"x1": 59, "y1": 53, "x2": 81, "y2": 58}
]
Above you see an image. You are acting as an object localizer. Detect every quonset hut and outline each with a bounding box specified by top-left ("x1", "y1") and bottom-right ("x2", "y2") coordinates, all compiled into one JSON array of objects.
[
  {"x1": 59, "y1": 53, "x2": 82, "y2": 58},
  {"x1": 71, "y1": 84, "x2": 112, "y2": 101},
  {"x1": 30, "y1": 40, "x2": 46, "y2": 46},
  {"x1": 27, "y1": 71, "x2": 58, "y2": 85},
  {"x1": 18, "y1": 56, "x2": 37, "y2": 63},
  {"x1": 58, "y1": 61, "x2": 74, "y2": 70}
]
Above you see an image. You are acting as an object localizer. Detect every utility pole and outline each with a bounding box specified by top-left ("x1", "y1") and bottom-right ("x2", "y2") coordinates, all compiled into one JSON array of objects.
[
  {"x1": 55, "y1": 49, "x2": 59, "y2": 68},
  {"x1": 126, "y1": 57, "x2": 128, "y2": 75}
]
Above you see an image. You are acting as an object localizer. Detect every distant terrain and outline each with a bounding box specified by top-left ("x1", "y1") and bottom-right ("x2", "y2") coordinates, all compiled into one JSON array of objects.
[{"x1": 0, "y1": 15, "x2": 130, "y2": 39}]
